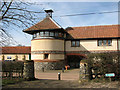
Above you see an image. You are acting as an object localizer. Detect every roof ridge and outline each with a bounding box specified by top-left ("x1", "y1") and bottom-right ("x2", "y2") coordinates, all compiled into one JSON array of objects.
[
  {"x1": 2, "y1": 46, "x2": 31, "y2": 48},
  {"x1": 71, "y1": 24, "x2": 119, "y2": 28},
  {"x1": 49, "y1": 17, "x2": 63, "y2": 28}
]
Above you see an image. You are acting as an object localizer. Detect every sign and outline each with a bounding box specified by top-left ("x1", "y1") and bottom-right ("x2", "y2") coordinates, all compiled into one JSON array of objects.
[{"x1": 105, "y1": 73, "x2": 115, "y2": 77}]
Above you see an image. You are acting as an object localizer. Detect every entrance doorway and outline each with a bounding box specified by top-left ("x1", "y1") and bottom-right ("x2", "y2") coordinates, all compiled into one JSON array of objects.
[{"x1": 66, "y1": 53, "x2": 86, "y2": 68}]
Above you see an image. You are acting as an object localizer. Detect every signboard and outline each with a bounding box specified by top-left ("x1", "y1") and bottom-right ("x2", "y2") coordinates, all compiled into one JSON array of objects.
[{"x1": 105, "y1": 73, "x2": 115, "y2": 77}]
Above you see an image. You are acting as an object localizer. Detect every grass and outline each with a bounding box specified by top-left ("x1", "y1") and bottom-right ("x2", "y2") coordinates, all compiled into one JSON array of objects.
[{"x1": 2, "y1": 77, "x2": 24, "y2": 86}]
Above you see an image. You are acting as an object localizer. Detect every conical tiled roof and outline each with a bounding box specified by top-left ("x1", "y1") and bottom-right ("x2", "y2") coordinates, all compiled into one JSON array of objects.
[{"x1": 23, "y1": 17, "x2": 63, "y2": 34}]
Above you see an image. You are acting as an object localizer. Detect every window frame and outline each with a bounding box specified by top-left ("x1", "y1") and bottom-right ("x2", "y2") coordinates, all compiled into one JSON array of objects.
[
  {"x1": 71, "y1": 40, "x2": 80, "y2": 47},
  {"x1": 50, "y1": 32, "x2": 55, "y2": 37},
  {"x1": 7, "y1": 56, "x2": 12, "y2": 59},
  {"x1": 98, "y1": 39, "x2": 112, "y2": 46},
  {"x1": 44, "y1": 31, "x2": 49, "y2": 36},
  {"x1": 55, "y1": 32, "x2": 59, "y2": 37},
  {"x1": 40, "y1": 31, "x2": 44, "y2": 37},
  {"x1": 33, "y1": 31, "x2": 64, "y2": 38}
]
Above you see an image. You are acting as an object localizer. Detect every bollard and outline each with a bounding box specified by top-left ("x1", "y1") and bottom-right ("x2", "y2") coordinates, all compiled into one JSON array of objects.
[
  {"x1": 62, "y1": 68, "x2": 64, "y2": 73},
  {"x1": 58, "y1": 72, "x2": 61, "y2": 80}
]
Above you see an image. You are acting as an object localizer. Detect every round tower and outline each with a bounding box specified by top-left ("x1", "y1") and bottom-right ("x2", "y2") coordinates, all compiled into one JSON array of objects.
[{"x1": 23, "y1": 10, "x2": 66, "y2": 70}]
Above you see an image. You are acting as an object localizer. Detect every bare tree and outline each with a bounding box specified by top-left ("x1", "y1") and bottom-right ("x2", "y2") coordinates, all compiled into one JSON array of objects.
[{"x1": 0, "y1": 0, "x2": 45, "y2": 46}]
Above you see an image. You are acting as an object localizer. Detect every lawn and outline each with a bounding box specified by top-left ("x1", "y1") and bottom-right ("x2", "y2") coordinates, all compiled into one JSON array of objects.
[{"x1": 2, "y1": 77, "x2": 24, "y2": 86}]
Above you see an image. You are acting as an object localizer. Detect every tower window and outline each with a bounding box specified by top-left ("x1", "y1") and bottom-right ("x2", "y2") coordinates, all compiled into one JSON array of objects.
[
  {"x1": 36, "y1": 32, "x2": 40, "y2": 38},
  {"x1": 45, "y1": 31, "x2": 49, "y2": 36},
  {"x1": 33, "y1": 33, "x2": 36, "y2": 38},
  {"x1": 55, "y1": 32, "x2": 59, "y2": 37},
  {"x1": 40, "y1": 32, "x2": 44, "y2": 36},
  {"x1": 44, "y1": 54, "x2": 49, "y2": 59},
  {"x1": 50, "y1": 32, "x2": 54, "y2": 36}
]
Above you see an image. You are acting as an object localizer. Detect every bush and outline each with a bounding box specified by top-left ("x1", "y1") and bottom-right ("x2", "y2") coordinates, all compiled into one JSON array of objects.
[
  {"x1": 2, "y1": 61, "x2": 24, "y2": 72},
  {"x1": 86, "y1": 52, "x2": 120, "y2": 80}
]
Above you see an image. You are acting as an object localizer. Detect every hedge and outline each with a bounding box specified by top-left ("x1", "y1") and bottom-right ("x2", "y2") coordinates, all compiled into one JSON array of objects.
[
  {"x1": 85, "y1": 52, "x2": 120, "y2": 80},
  {"x1": 2, "y1": 61, "x2": 24, "y2": 72}
]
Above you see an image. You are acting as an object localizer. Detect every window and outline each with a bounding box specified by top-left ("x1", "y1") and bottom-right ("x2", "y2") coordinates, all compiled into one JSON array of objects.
[
  {"x1": 36, "y1": 32, "x2": 40, "y2": 37},
  {"x1": 59, "y1": 32, "x2": 62, "y2": 37},
  {"x1": 103, "y1": 40, "x2": 107, "y2": 46},
  {"x1": 108, "y1": 40, "x2": 112, "y2": 46},
  {"x1": 55, "y1": 32, "x2": 59, "y2": 37},
  {"x1": 64, "y1": 34, "x2": 66, "y2": 38},
  {"x1": 33, "y1": 33, "x2": 36, "y2": 38},
  {"x1": 40, "y1": 32, "x2": 44, "y2": 36},
  {"x1": 71, "y1": 40, "x2": 80, "y2": 47},
  {"x1": 45, "y1": 31, "x2": 49, "y2": 36},
  {"x1": 50, "y1": 32, "x2": 54, "y2": 36},
  {"x1": 98, "y1": 39, "x2": 112, "y2": 46},
  {"x1": 44, "y1": 54, "x2": 49, "y2": 59},
  {"x1": 98, "y1": 40, "x2": 102, "y2": 46},
  {"x1": 7, "y1": 56, "x2": 12, "y2": 59}
]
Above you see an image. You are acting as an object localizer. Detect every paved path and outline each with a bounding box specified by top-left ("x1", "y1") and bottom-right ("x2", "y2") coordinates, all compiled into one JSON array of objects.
[{"x1": 35, "y1": 69, "x2": 80, "y2": 80}]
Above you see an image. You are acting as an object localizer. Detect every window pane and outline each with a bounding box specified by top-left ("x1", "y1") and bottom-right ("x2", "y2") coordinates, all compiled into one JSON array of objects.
[
  {"x1": 7, "y1": 56, "x2": 11, "y2": 59},
  {"x1": 62, "y1": 33, "x2": 64, "y2": 37},
  {"x1": 64, "y1": 34, "x2": 66, "y2": 38},
  {"x1": 33, "y1": 33, "x2": 36, "y2": 38},
  {"x1": 40, "y1": 32, "x2": 44, "y2": 36},
  {"x1": 55, "y1": 32, "x2": 59, "y2": 37},
  {"x1": 103, "y1": 40, "x2": 107, "y2": 46},
  {"x1": 45, "y1": 31, "x2": 49, "y2": 36},
  {"x1": 59, "y1": 33, "x2": 62, "y2": 37},
  {"x1": 50, "y1": 32, "x2": 54, "y2": 36},
  {"x1": 76, "y1": 41, "x2": 80, "y2": 47},
  {"x1": 36, "y1": 32, "x2": 39, "y2": 37},
  {"x1": 98, "y1": 40, "x2": 102, "y2": 46},
  {"x1": 108, "y1": 40, "x2": 112, "y2": 46},
  {"x1": 71, "y1": 41, "x2": 75, "y2": 46}
]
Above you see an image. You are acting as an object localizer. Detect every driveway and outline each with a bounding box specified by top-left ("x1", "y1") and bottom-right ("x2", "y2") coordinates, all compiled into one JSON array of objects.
[{"x1": 35, "y1": 69, "x2": 80, "y2": 80}]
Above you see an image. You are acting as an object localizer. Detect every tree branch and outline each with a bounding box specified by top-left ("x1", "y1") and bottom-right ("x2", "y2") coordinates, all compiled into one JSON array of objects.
[{"x1": 2, "y1": 0, "x2": 13, "y2": 19}]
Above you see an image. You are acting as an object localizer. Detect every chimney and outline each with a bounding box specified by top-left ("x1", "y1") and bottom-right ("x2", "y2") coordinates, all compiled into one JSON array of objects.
[{"x1": 44, "y1": 9, "x2": 53, "y2": 18}]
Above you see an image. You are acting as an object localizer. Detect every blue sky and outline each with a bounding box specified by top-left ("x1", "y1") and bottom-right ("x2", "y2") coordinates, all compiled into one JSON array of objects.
[{"x1": 9, "y1": 2, "x2": 118, "y2": 46}]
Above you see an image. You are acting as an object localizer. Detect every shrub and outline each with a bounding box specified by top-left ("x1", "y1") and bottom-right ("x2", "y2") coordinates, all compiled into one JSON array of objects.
[
  {"x1": 2, "y1": 61, "x2": 24, "y2": 72},
  {"x1": 86, "y1": 52, "x2": 120, "y2": 80}
]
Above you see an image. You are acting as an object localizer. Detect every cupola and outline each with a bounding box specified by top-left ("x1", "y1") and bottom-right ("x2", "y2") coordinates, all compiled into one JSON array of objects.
[{"x1": 44, "y1": 9, "x2": 53, "y2": 18}]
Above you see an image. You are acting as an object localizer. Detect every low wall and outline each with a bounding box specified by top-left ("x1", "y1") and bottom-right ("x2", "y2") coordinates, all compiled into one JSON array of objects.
[{"x1": 34, "y1": 60, "x2": 65, "y2": 71}]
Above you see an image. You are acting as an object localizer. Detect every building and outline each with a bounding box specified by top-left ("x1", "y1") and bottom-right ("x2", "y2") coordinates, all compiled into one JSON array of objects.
[
  {"x1": 22, "y1": 10, "x2": 120, "y2": 70},
  {"x1": 0, "y1": 46, "x2": 31, "y2": 61}
]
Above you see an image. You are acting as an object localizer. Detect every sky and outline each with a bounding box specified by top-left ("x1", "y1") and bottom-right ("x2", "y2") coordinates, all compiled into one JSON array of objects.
[{"x1": 8, "y1": 2, "x2": 119, "y2": 46}]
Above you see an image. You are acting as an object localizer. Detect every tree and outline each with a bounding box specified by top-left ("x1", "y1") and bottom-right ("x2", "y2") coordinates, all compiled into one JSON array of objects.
[{"x1": 0, "y1": 0, "x2": 44, "y2": 46}]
